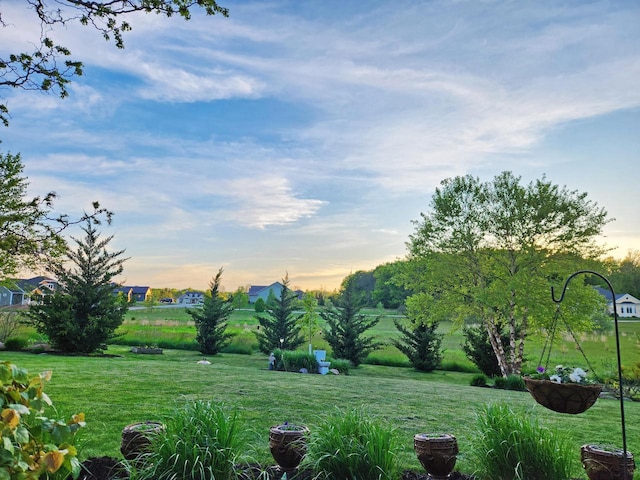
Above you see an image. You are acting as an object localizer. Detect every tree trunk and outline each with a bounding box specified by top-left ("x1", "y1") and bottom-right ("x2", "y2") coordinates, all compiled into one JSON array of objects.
[{"x1": 485, "y1": 318, "x2": 509, "y2": 377}]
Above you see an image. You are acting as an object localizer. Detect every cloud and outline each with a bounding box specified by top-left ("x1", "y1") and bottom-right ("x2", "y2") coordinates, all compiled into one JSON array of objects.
[{"x1": 221, "y1": 176, "x2": 326, "y2": 228}]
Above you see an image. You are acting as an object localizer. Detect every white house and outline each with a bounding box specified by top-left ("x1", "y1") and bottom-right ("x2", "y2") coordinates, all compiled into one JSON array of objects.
[
  {"x1": 248, "y1": 282, "x2": 304, "y2": 304},
  {"x1": 178, "y1": 291, "x2": 205, "y2": 304},
  {"x1": 595, "y1": 287, "x2": 640, "y2": 318}
]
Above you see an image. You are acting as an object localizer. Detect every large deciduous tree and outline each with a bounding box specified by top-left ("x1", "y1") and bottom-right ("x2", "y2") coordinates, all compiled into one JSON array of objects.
[
  {"x1": 0, "y1": 0, "x2": 228, "y2": 127},
  {"x1": 406, "y1": 171, "x2": 609, "y2": 377},
  {"x1": 187, "y1": 267, "x2": 236, "y2": 355},
  {"x1": 27, "y1": 219, "x2": 128, "y2": 353},
  {"x1": 0, "y1": 151, "x2": 110, "y2": 281},
  {"x1": 254, "y1": 275, "x2": 305, "y2": 354}
]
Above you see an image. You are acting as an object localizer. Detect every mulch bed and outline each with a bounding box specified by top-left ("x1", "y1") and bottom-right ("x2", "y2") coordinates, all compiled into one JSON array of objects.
[{"x1": 76, "y1": 457, "x2": 476, "y2": 480}]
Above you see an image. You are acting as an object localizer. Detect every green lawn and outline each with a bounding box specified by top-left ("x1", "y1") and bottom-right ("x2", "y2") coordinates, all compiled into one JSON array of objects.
[{"x1": 1, "y1": 347, "x2": 638, "y2": 478}]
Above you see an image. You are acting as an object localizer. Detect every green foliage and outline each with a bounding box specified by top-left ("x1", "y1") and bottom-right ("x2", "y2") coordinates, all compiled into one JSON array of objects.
[
  {"x1": 0, "y1": 308, "x2": 22, "y2": 343},
  {"x1": 253, "y1": 297, "x2": 266, "y2": 313},
  {"x1": 372, "y1": 261, "x2": 412, "y2": 309},
  {"x1": 470, "y1": 374, "x2": 488, "y2": 387},
  {"x1": 187, "y1": 268, "x2": 236, "y2": 356},
  {"x1": 272, "y1": 349, "x2": 318, "y2": 373},
  {"x1": 341, "y1": 270, "x2": 376, "y2": 307},
  {"x1": 505, "y1": 374, "x2": 526, "y2": 391},
  {"x1": 0, "y1": 361, "x2": 85, "y2": 479},
  {"x1": 254, "y1": 275, "x2": 305, "y2": 354},
  {"x1": 305, "y1": 407, "x2": 401, "y2": 480},
  {"x1": 27, "y1": 220, "x2": 128, "y2": 353},
  {"x1": 3, "y1": 337, "x2": 28, "y2": 351},
  {"x1": 0, "y1": 153, "x2": 110, "y2": 281},
  {"x1": 392, "y1": 315, "x2": 443, "y2": 372},
  {"x1": 493, "y1": 377, "x2": 507, "y2": 389},
  {"x1": 321, "y1": 286, "x2": 382, "y2": 367},
  {"x1": 299, "y1": 292, "x2": 320, "y2": 352},
  {"x1": 135, "y1": 401, "x2": 244, "y2": 480},
  {"x1": 326, "y1": 357, "x2": 350, "y2": 375},
  {"x1": 607, "y1": 250, "x2": 640, "y2": 299},
  {"x1": 468, "y1": 403, "x2": 577, "y2": 480},
  {"x1": 462, "y1": 323, "x2": 510, "y2": 377},
  {"x1": 406, "y1": 171, "x2": 609, "y2": 376}
]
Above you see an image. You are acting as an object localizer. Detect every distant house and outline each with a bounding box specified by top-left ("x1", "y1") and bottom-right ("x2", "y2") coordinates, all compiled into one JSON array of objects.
[
  {"x1": 595, "y1": 287, "x2": 640, "y2": 318},
  {"x1": 112, "y1": 285, "x2": 152, "y2": 302},
  {"x1": 0, "y1": 283, "x2": 25, "y2": 307},
  {"x1": 178, "y1": 291, "x2": 205, "y2": 304},
  {"x1": 15, "y1": 276, "x2": 58, "y2": 304},
  {"x1": 248, "y1": 282, "x2": 304, "y2": 304}
]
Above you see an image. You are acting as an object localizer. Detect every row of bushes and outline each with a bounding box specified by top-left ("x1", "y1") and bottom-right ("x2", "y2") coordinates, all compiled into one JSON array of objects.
[
  {"x1": 271, "y1": 349, "x2": 351, "y2": 375},
  {"x1": 129, "y1": 400, "x2": 578, "y2": 480}
]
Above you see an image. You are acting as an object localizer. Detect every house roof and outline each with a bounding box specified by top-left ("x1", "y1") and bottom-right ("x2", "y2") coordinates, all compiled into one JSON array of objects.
[
  {"x1": 129, "y1": 286, "x2": 150, "y2": 295},
  {"x1": 248, "y1": 282, "x2": 285, "y2": 296},
  {"x1": 595, "y1": 286, "x2": 626, "y2": 302}
]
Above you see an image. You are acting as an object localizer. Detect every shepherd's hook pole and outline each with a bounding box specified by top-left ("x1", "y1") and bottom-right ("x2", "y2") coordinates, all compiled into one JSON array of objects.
[{"x1": 551, "y1": 270, "x2": 628, "y2": 479}]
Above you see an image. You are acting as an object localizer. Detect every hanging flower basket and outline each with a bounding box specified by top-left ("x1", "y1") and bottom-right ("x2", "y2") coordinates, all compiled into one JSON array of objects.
[{"x1": 524, "y1": 377, "x2": 602, "y2": 414}]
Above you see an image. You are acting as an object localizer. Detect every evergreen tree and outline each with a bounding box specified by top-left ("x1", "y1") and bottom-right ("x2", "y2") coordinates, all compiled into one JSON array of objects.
[
  {"x1": 254, "y1": 275, "x2": 305, "y2": 354},
  {"x1": 187, "y1": 268, "x2": 236, "y2": 355},
  {"x1": 27, "y1": 220, "x2": 128, "y2": 353},
  {"x1": 392, "y1": 318, "x2": 443, "y2": 372},
  {"x1": 462, "y1": 323, "x2": 512, "y2": 377},
  {"x1": 320, "y1": 283, "x2": 382, "y2": 366}
]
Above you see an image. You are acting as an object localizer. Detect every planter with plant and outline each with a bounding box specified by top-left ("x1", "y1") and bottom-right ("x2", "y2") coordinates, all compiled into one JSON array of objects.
[
  {"x1": 581, "y1": 444, "x2": 635, "y2": 480},
  {"x1": 413, "y1": 433, "x2": 458, "y2": 480},
  {"x1": 524, "y1": 365, "x2": 602, "y2": 414},
  {"x1": 269, "y1": 422, "x2": 310, "y2": 474},
  {"x1": 120, "y1": 421, "x2": 165, "y2": 461}
]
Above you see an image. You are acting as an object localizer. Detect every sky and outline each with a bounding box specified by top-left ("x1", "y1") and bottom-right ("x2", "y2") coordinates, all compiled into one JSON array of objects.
[{"x1": 1, "y1": 1, "x2": 639, "y2": 292}]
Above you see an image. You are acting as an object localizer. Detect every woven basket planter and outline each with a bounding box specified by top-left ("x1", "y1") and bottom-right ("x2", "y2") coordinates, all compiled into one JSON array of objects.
[
  {"x1": 269, "y1": 424, "x2": 309, "y2": 473},
  {"x1": 581, "y1": 444, "x2": 635, "y2": 480},
  {"x1": 524, "y1": 377, "x2": 602, "y2": 414},
  {"x1": 120, "y1": 421, "x2": 165, "y2": 461}
]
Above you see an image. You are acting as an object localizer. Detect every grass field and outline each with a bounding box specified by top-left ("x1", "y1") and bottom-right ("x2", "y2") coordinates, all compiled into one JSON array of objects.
[
  {"x1": 4, "y1": 305, "x2": 639, "y2": 477},
  {"x1": 1, "y1": 343, "x2": 638, "y2": 478}
]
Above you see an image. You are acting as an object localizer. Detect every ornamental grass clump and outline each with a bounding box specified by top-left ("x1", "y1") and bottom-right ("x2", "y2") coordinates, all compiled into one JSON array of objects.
[
  {"x1": 305, "y1": 407, "x2": 401, "y2": 480},
  {"x1": 468, "y1": 402, "x2": 577, "y2": 480},
  {"x1": 135, "y1": 400, "x2": 245, "y2": 480}
]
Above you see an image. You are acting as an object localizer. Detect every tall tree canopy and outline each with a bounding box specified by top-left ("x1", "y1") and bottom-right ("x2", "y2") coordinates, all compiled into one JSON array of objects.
[
  {"x1": 0, "y1": 0, "x2": 228, "y2": 127},
  {"x1": 406, "y1": 171, "x2": 609, "y2": 376},
  {"x1": 0, "y1": 151, "x2": 110, "y2": 281}
]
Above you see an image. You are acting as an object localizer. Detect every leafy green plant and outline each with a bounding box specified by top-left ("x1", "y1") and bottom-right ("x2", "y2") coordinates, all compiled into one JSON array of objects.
[
  {"x1": 468, "y1": 402, "x2": 577, "y2": 480},
  {"x1": 135, "y1": 400, "x2": 245, "y2": 480},
  {"x1": 0, "y1": 361, "x2": 85, "y2": 479},
  {"x1": 470, "y1": 374, "x2": 487, "y2": 387},
  {"x1": 392, "y1": 317, "x2": 443, "y2": 372},
  {"x1": 3, "y1": 337, "x2": 28, "y2": 351},
  {"x1": 505, "y1": 374, "x2": 526, "y2": 391},
  {"x1": 305, "y1": 407, "x2": 401, "y2": 480},
  {"x1": 493, "y1": 377, "x2": 507, "y2": 389},
  {"x1": 326, "y1": 357, "x2": 350, "y2": 375},
  {"x1": 271, "y1": 349, "x2": 318, "y2": 373}
]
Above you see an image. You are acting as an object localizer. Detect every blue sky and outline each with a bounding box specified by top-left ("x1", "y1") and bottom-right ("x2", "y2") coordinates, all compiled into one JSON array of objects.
[{"x1": 2, "y1": 1, "x2": 639, "y2": 292}]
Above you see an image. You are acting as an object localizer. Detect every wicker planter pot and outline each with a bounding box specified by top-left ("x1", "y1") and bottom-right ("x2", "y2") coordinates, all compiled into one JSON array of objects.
[
  {"x1": 120, "y1": 421, "x2": 165, "y2": 461},
  {"x1": 581, "y1": 444, "x2": 635, "y2": 480},
  {"x1": 269, "y1": 424, "x2": 309, "y2": 473},
  {"x1": 524, "y1": 377, "x2": 602, "y2": 414},
  {"x1": 414, "y1": 433, "x2": 458, "y2": 480}
]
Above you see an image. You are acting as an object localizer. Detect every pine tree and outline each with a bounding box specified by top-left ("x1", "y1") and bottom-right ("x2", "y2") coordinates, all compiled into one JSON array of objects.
[
  {"x1": 27, "y1": 220, "x2": 128, "y2": 353},
  {"x1": 254, "y1": 275, "x2": 305, "y2": 354},
  {"x1": 187, "y1": 268, "x2": 236, "y2": 355},
  {"x1": 392, "y1": 318, "x2": 443, "y2": 372},
  {"x1": 320, "y1": 285, "x2": 382, "y2": 366}
]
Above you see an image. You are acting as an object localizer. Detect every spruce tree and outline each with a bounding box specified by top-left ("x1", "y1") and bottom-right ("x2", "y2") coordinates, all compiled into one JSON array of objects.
[
  {"x1": 187, "y1": 268, "x2": 236, "y2": 355},
  {"x1": 254, "y1": 275, "x2": 305, "y2": 354},
  {"x1": 320, "y1": 284, "x2": 382, "y2": 366},
  {"x1": 392, "y1": 318, "x2": 443, "y2": 372},
  {"x1": 27, "y1": 220, "x2": 128, "y2": 353}
]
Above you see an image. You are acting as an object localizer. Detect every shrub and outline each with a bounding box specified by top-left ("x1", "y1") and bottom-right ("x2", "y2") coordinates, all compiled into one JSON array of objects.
[
  {"x1": 305, "y1": 407, "x2": 401, "y2": 480},
  {"x1": 470, "y1": 374, "x2": 488, "y2": 387},
  {"x1": 462, "y1": 323, "x2": 511, "y2": 377},
  {"x1": 0, "y1": 361, "x2": 85, "y2": 479},
  {"x1": 505, "y1": 374, "x2": 526, "y2": 391},
  {"x1": 327, "y1": 357, "x2": 350, "y2": 375},
  {"x1": 4, "y1": 337, "x2": 28, "y2": 351},
  {"x1": 493, "y1": 376, "x2": 507, "y2": 389},
  {"x1": 254, "y1": 298, "x2": 266, "y2": 313},
  {"x1": 136, "y1": 401, "x2": 245, "y2": 480},
  {"x1": 468, "y1": 402, "x2": 576, "y2": 480},
  {"x1": 273, "y1": 349, "x2": 318, "y2": 373}
]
